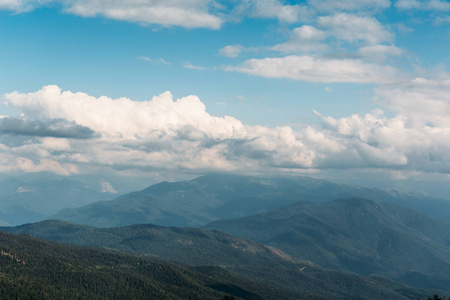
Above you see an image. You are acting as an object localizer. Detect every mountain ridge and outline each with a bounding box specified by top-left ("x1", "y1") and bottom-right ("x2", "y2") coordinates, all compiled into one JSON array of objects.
[
  {"x1": 204, "y1": 197, "x2": 450, "y2": 292},
  {"x1": 50, "y1": 174, "x2": 450, "y2": 228}
]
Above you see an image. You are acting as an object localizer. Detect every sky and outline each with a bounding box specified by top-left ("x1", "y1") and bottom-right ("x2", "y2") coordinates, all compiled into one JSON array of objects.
[{"x1": 1, "y1": 0, "x2": 450, "y2": 196}]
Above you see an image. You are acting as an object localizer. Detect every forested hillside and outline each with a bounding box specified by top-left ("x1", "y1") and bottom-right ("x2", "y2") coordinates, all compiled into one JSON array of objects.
[
  {"x1": 2, "y1": 220, "x2": 427, "y2": 299},
  {"x1": 0, "y1": 230, "x2": 308, "y2": 299}
]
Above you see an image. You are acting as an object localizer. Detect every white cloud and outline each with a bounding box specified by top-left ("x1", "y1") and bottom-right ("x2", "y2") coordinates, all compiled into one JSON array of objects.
[
  {"x1": 0, "y1": 0, "x2": 23, "y2": 11},
  {"x1": 308, "y1": 0, "x2": 391, "y2": 12},
  {"x1": 357, "y1": 44, "x2": 404, "y2": 62},
  {"x1": 4, "y1": 85, "x2": 243, "y2": 139},
  {"x1": 271, "y1": 25, "x2": 328, "y2": 54},
  {"x1": 62, "y1": 0, "x2": 223, "y2": 29},
  {"x1": 313, "y1": 78, "x2": 450, "y2": 173},
  {"x1": 0, "y1": 0, "x2": 317, "y2": 27},
  {"x1": 0, "y1": 0, "x2": 223, "y2": 29},
  {"x1": 374, "y1": 78, "x2": 450, "y2": 127},
  {"x1": 235, "y1": 0, "x2": 313, "y2": 23},
  {"x1": 219, "y1": 45, "x2": 244, "y2": 58},
  {"x1": 0, "y1": 0, "x2": 53, "y2": 12},
  {"x1": 3, "y1": 82, "x2": 450, "y2": 178},
  {"x1": 226, "y1": 55, "x2": 400, "y2": 83},
  {"x1": 317, "y1": 13, "x2": 394, "y2": 45}
]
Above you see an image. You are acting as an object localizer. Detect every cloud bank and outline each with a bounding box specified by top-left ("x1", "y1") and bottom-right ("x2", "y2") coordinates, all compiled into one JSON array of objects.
[{"x1": 2, "y1": 84, "x2": 450, "y2": 178}]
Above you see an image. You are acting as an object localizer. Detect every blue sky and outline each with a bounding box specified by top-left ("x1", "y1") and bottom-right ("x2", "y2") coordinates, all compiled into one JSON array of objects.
[{"x1": 1, "y1": 0, "x2": 450, "y2": 196}]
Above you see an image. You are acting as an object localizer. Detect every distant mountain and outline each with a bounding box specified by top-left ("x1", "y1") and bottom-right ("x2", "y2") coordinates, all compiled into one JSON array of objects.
[
  {"x1": 0, "y1": 230, "x2": 306, "y2": 300},
  {"x1": 1, "y1": 220, "x2": 427, "y2": 299},
  {"x1": 0, "y1": 177, "x2": 117, "y2": 225},
  {"x1": 205, "y1": 197, "x2": 450, "y2": 292},
  {"x1": 51, "y1": 174, "x2": 450, "y2": 228}
]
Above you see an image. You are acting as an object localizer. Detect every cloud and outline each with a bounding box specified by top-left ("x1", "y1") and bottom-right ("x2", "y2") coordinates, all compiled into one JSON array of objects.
[
  {"x1": 313, "y1": 78, "x2": 450, "y2": 173},
  {"x1": 3, "y1": 85, "x2": 243, "y2": 139},
  {"x1": 0, "y1": 0, "x2": 53, "y2": 12},
  {"x1": 226, "y1": 55, "x2": 400, "y2": 83},
  {"x1": 357, "y1": 44, "x2": 404, "y2": 62},
  {"x1": 0, "y1": 0, "x2": 318, "y2": 28},
  {"x1": 308, "y1": 0, "x2": 391, "y2": 12},
  {"x1": 219, "y1": 45, "x2": 244, "y2": 58},
  {"x1": 235, "y1": 0, "x2": 313, "y2": 23},
  {"x1": 0, "y1": 0, "x2": 223, "y2": 29},
  {"x1": 374, "y1": 78, "x2": 450, "y2": 127},
  {"x1": 2, "y1": 83, "x2": 450, "y2": 178},
  {"x1": 0, "y1": 117, "x2": 97, "y2": 139},
  {"x1": 317, "y1": 13, "x2": 394, "y2": 45},
  {"x1": 271, "y1": 25, "x2": 328, "y2": 54},
  {"x1": 62, "y1": 0, "x2": 223, "y2": 29}
]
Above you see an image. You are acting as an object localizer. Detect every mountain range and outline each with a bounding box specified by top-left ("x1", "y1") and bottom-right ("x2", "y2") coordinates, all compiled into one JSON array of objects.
[
  {"x1": 51, "y1": 174, "x2": 450, "y2": 228},
  {"x1": 1, "y1": 174, "x2": 449, "y2": 298}
]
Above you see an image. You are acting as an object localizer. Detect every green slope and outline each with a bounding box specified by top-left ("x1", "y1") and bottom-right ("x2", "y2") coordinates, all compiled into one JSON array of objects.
[
  {"x1": 2, "y1": 220, "x2": 426, "y2": 300},
  {"x1": 0, "y1": 230, "x2": 310, "y2": 300},
  {"x1": 204, "y1": 197, "x2": 450, "y2": 292}
]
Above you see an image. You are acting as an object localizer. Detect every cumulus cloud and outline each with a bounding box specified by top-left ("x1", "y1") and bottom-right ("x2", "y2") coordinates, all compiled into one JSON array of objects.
[
  {"x1": 317, "y1": 13, "x2": 394, "y2": 45},
  {"x1": 2, "y1": 83, "x2": 450, "y2": 178},
  {"x1": 314, "y1": 95, "x2": 450, "y2": 174},
  {"x1": 3, "y1": 85, "x2": 244, "y2": 139},
  {"x1": 226, "y1": 55, "x2": 400, "y2": 83}
]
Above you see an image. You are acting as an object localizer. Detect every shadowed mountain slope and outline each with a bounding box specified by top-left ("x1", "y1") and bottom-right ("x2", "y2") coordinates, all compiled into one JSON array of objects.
[
  {"x1": 1, "y1": 220, "x2": 426, "y2": 300},
  {"x1": 204, "y1": 197, "x2": 450, "y2": 292},
  {"x1": 50, "y1": 174, "x2": 450, "y2": 228},
  {"x1": 0, "y1": 230, "x2": 312, "y2": 300}
]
